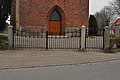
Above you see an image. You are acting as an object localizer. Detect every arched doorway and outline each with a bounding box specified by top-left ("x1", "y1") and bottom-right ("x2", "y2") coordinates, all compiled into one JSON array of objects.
[{"x1": 49, "y1": 9, "x2": 62, "y2": 35}]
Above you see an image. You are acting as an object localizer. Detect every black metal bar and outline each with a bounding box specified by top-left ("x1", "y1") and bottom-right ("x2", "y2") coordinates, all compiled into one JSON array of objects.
[
  {"x1": 27, "y1": 31, "x2": 29, "y2": 49},
  {"x1": 46, "y1": 31, "x2": 48, "y2": 50},
  {"x1": 23, "y1": 30, "x2": 25, "y2": 49},
  {"x1": 79, "y1": 29, "x2": 81, "y2": 49},
  {"x1": 54, "y1": 35, "x2": 56, "y2": 49},
  {"x1": 103, "y1": 29, "x2": 105, "y2": 49},
  {"x1": 85, "y1": 29, "x2": 87, "y2": 49},
  {"x1": 12, "y1": 27, "x2": 14, "y2": 50}
]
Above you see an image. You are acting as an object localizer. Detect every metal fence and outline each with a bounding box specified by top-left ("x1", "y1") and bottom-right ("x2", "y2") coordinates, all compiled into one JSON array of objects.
[
  {"x1": 47, "y1": 29, "x2": 81, "y2": 49},
  {"x1": 13, "y1": 28, "x2": 105, "y2": 50},
  {"x1": 13, "y1": 29, "x2": 46, "y2": 49},
  {"x1": 13, "y1": 28, "x2": 81, "y2": 50},
  {"x1": 85, "y1": 29, "x2": 105, "y2": 49}
]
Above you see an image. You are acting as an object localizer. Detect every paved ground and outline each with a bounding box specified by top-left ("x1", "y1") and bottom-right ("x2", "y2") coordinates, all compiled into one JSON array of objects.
[
  {"x1": 1, "y1": 59, "x2": 120, "y2": 80},
  {"x1": 0, "y1": 49, "x2": 120, "y2": 70}
]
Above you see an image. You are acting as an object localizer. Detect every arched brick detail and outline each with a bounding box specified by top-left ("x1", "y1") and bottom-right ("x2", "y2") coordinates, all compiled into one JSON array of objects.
[{"x1": 47, "y1": 6, "x2": 66, "y2": 35}]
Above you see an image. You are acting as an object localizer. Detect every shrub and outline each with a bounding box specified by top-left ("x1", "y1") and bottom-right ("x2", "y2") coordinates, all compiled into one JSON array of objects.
[{"x1": 0, "y1": 34, "x2": 9, "y2": 50}]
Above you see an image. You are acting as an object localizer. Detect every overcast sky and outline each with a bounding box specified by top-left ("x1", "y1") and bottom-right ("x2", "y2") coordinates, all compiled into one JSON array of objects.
[{"x1": 90, "y1": 0, "x2": 113, "y2": 14}]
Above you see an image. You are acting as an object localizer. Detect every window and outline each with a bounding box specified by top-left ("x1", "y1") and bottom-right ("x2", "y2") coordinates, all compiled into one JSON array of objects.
[{"x1": 50, "y1": 10, "x2": 61, "y2": 21}]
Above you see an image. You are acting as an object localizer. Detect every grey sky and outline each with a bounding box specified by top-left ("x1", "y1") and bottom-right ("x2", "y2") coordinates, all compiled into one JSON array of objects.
[{"x1": 90, "y1": 0, "x2": 113, "y2": 14}]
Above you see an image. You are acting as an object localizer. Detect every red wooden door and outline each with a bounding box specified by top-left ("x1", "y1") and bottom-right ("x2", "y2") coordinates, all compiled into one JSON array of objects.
[
  {"x1": 49, "y1": 9, "x2": 61, "y2": 35},
  {"x1": 49, "y1": 21, "x2": 60, "y2": 35}
]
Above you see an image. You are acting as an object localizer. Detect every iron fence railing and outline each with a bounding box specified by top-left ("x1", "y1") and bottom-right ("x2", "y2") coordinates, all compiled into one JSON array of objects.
[{"x1": 13, "y1": 28, "x2": 81, "y2": 50}]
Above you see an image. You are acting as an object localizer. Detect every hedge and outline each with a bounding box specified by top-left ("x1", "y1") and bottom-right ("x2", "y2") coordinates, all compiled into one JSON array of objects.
[{"x1": 0, "y1": 34, "x2": 9, "y2": 50}]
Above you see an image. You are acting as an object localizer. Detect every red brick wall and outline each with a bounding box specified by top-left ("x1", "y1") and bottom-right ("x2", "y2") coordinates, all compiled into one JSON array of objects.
[{"x1": 11, "y1": 0, "x2": 89, "y2": 30}]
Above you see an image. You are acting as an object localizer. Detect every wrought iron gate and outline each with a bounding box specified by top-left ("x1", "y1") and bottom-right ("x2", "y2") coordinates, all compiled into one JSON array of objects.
[
  {"x1": 13, "y1": 27, "x2": 81, "y2": 50},
  {"x1": 13, "y1": 28, "x2": 46, "y2": 49},
  {"x1": 47, "y1": 29, "x2": 81, "y2": 49},
  {"x1": 85, "y1": 29, "x2": 104, "y2": 49}
]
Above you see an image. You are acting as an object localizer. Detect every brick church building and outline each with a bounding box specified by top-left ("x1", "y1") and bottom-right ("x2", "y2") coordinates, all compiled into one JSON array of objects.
[{"x1": 11, "y1": 0, "x2": 89, "y2": 35}]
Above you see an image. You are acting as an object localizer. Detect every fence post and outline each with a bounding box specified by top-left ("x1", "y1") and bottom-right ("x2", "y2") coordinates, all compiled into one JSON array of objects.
[
  {"x1": 81, "y1": 25, "x2": 86, "y2": 51},
  {"x1": 104, "y1": 26, "x2": 110, "y2": 50},
  {"x1": 8, "y1": 25, "x2": 13, "y2": 49},
  {"x1": 46, "y1": 30, "x2": 48, "y2": 50}
]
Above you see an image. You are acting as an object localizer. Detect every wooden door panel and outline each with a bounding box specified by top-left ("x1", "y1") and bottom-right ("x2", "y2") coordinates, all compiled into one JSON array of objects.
[
  {"x1": 54, "y1": 21, "x2": 60, "y2": 35},
  {"x1": 49, "y1": 21, "x2": 60, "y2": 35},
  {"x1": 49, "y1": 21, "x2": 54, "y2": 35}
]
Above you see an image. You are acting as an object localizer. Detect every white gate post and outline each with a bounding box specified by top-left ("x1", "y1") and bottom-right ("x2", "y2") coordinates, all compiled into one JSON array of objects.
[
  {"x1": 104, "y1": 26, "x2": 110, "y2": 50},
  {"x1": 81, "y1": 25, "x2": 86, "y2": 51},
  {"x1": 8, "y1": 25, "x2": 13, "y2": 48}
]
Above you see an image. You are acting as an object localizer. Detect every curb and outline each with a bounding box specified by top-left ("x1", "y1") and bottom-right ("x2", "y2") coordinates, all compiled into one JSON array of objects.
[{"x1": 0, "y1": 57, "x2": 120, "y2": 71}]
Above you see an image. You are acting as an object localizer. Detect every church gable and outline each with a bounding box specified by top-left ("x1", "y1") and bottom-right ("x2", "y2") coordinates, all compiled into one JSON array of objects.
[{"x1": 11, "y1": 0, "x2": 89, "y2": 34}]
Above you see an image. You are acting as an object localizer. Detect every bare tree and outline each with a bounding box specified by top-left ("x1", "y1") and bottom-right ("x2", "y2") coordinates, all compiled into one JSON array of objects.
[
  {"x1": 95, "y1": 7, "x2": 109, "y2": 29},
  {"x1": 94, "y1": 12, "x2": 103, "y2": 29},
  {"x1": 109, "y1": 0, "x2": 120, "y2": 16},
  {"x1": 104, "y1": 6, "x2": 115, "y2": 20},
  {"x1": 95, "y1": 0, "x2": 120, "y2": 30}
]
